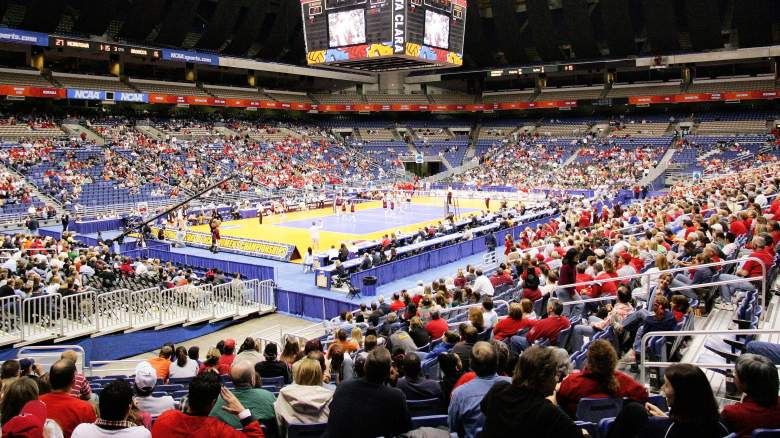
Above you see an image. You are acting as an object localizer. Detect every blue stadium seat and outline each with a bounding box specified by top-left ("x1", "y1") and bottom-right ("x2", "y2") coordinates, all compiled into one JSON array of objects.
[
  {"x1": 753, "y1": 429, "x2": 780, "y2": 437},
  {"x1": 287, "y1": 422, "x2": 327, "y2": 438},
  {"x1": 411, "y1": 415, "x2": 448, "y2": 429},
  {"x1": 261, "y1": 376, "x2": 285, "y2": 390},
  {"x1": 575, "y1": 397, "x2": 623, "y2": 424},
  {"x1": 598, "y1": 417, "x2": 615, "y2": 438},
  {"x1": 407, "y1": 398, "x2": 443, "y2": 417}
]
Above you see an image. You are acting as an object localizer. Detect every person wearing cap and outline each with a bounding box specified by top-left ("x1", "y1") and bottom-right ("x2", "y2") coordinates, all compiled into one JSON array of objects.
[
  {"x1": 255, "y1": 343, "x2": 292, "y2": 385},
  {"x1": 39, "y1": 359, "x2": 96, "y2": 438},
  {"x1": 218, "y1": 339, "x2": 237, "y2": 373},
  {"x1": 152, "y1": 372, "x2": 263, "y2": 437},
  {"x1": 133, "y1": 361, "x2": 176, "y2": 417},
  {"x1": 1, "y1": 377, "x2": 64, "y2": 438},
  {"x1": 60, "y1": 350, "x2": 91, "y2": 401},
  {"x1": 72, "y1": 379, "x2": 151, "y2": 438},
  {"x1": 147, "y1": 346, "x2": 173, "y2": 382}
]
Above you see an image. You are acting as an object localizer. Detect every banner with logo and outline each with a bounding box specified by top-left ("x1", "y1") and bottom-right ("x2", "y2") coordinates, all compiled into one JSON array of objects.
[
  {"x1": 67, "y1": 89, "x2": 106, "y2": 100},
  {"x1": 161, "y1": 49, "x2": 219, "y2": 65},
  {"x1": 0, "y1": 85, "x2": 65, "y2": 98},
  {"x1": 116, "y1": 92, "x2": 148, "y2": 103},
  {"x1": 0, "y1": 28, "x2": 48, "y2": 46},
  {"x1": 150, "y1": 227, "x2": 296, "y2": 261}
]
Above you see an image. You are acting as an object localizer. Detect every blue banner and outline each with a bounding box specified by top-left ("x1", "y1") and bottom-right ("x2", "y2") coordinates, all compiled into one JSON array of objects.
[
  {"x1": 161, "y1": 49, "x2": 219, "y2": 65},
  {"x1": 0, "y1": 28, "x2": 48, "y2": 46},
  {"x1": 67, "y1": 89, "x2": 106, "y2": 100},
  {"x1": 116, "y1": 92, "x2": 148, "y2": 103}
]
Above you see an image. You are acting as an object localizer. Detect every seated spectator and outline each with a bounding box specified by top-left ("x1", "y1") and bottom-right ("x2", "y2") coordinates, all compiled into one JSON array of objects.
[
  {"x1": 425, "y1": 331, "x2": 460, "y2": 361},
  {"x1": 452, "y1": 325, "x2": 479, "y2": 371},
  {"x1": 39, "y1": 359, "x2": 97, "y2": 438},
  {"x1": 509, "y1": 299, "x2": 570, "y2": 353},
  {"x1": 326, "y1": 347, "x2": 412, "y2": 438},
  {"x1": 210, "y1": 361, "x2": 276, "y2": 431},
  {"x1": 274, "y1": 357, "x2": 334, "y2": 436},
  {"x1": 396, "y1": 353, "x2": 443, "y2": 402},
  {"x1": 233, "y1": 338, "x2": 264, "y2": 367},
  {"x1": 0, "y1": 377, "x2": 64, "y2": 437},
  {"x1": 448, "y1": 341, "x2": 512, "y2": 437},
  {"x1": 255, "y1": 343, "x2": 292, "y2": 385},
  {"x1": 389, "y1": 325, "x2": 420, "y2": 354},
  {"x1": 493, "y1": 302, "x2": 537, "y2": 341},
  {"x1": 147, "y1": 346, "x2": 173, "y2": 382},
  {"x1": 218, "y1": 339, "x2": 237, "y2": 373},
  {"x1": 151, "y1": 373, "x2": 263, "y2": 437},
  {"x1": 326, "y1": 344, "x2": 354, "y2": 384},
  {"x1": 409, "y1": 316, "x2": 431, "y2": 348},
  {"x1": 72, "y1": 379, "x2": 151, "y2": 438},
  {"x1": 480, "y1": 345, "x2": 582, "y2": 437},
  {"x1": 482, "y1": 299, "x2": 498, "y2": 329},
  {"x1": 467, "y1": 307, "x2": 485, "y2": 333},
  {"x1": 1, "y1": 359, "x2": 20, "y2": 393},
  {"x1": 569, "y1": 286, "x2": 634, "y2": 352},
  {"x1": 61, "y1": 350, "x2": 91, "y2": 401},
  {"x1": 199, "y1": 348, "x2": 222, "y2": 375},
  {"x1": 425, "y1": 310, "x2": 449, "y2": 340},
  {"x1": 169, "y1": 346, "x2": 198, "y2": 379},
  {"x1": 641, "y1": 364, "x2": 728, "y2": 438},
  {"x1": 133, "y1": 361, "x2": 176, "y2": 418},
  {"x1": 721, "y1": 353, "x2": 780, "y2": 437},
  {"x1": 439, "y1": 352, "x2": 465, "y2": 404},
  {"x1": 556, "y1": 340, "x2": 648, "y2": 417},
  {"x1": 629, "y1": 295, "x2": 677, "y2": 362},
  {"x1": 335, "y1": 329, "x2": 359, "y2": 353}
]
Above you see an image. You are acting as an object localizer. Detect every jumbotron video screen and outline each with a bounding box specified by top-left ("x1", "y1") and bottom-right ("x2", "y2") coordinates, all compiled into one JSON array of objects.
[{"x1": 301, "y1": 0, "x2": 466, "y2": 70}]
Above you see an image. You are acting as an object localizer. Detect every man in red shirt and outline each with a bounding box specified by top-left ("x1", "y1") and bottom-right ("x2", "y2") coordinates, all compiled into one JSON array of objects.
[
  {"x1": 425, "y1": 310, "x2": 448, "y2": 339},
  {"x1": 509, "y1": 299, "x2": 570, "y2": 353},
  {"x1": 152, "y1": 372, "x2": 263, "y2": 437},
  {"x1": 489, "y1": 268, "x2": 513, "y2": 288},
  {"x1": 218, "y1": 339, "x2": 237, "y2": 375},
  {"x1": 719, "y1": 236, "x2": 771, "y2": 304},
  {"x1": 722, "y1": 353, "x2": 780, "y2": 437},
  {"x1": 39, "y1": 359, "x2": 97, "y2": 438},
  {"x1": 390, "y1": 293, "x2": 406, "y2": 312}
]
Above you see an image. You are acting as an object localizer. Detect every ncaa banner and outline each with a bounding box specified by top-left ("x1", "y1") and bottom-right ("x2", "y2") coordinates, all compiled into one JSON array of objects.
[
  {"x1": 116, "y1": 92, "x2": 148, "y2": 103},
  {"x1": 67, "y1": 89, "x2": 106, "y2": 100},
  {"x1": 0, "y1": 28, "x2": 48, "y2": 46}
]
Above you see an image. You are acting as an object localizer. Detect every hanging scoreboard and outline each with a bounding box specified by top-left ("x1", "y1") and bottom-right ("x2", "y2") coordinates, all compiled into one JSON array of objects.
[{"x1": 301, "y1": 0, "x2": 466, "y2": 71}]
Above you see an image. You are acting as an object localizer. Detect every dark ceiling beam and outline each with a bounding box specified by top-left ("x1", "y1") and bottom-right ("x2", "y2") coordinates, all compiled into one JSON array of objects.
[
  {"x1": 734, "y1": 0, "x2": 772, "y2": 48},
  {"x1": 641, "y1": 0, "x2": 679, "y2": 53},
  {"x1": 463, "y1": 0, "x2": 495, "y2": 68},
  {"x1": 222, "y1": 0, "x2": 274, "y2": 55},
  {"x1": 20, "y1": 0, "x2": 66, "y2": 33},
  {"x1": 684, "y1": 0, "x2": 722, "y2": 51},
  {"x1": 562, "y1": 0, "x2": 599, "y2": 59},
  {"x1": 117, "y1": 0, "x2": 167, "y2": 42},
  {"x1": 489, "y1": 0, "x2": 527, "y2": 64},
  {"x1": 72, "y1": 0, "x2": 117, "y2": 36},
  {"x1": 525, "y1": 0, "x2": 561, "y2": 61},
  {"x1": 195, "y1": 0, "x2": 243, "y2": 51},
  {"x1": 155, "y1": 0, "x2": 200, "y2": 47},
  {"x1": 254, "y1": 0, "x2": 291, "y2": 59},
  {"x1": 600, "y1": 0, "x2": 635, "y2": 57}
]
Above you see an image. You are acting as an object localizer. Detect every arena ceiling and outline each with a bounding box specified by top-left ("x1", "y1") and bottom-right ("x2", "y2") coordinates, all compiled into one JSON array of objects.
[{"x1": 0, "y1": 0, "x2": 777, "y2": 69}]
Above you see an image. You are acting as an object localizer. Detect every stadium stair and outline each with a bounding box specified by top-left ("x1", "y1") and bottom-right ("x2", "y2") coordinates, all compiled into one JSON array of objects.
[
  {"x1": 214, "y1": 125, "x2": 239, "y2": 137},
  {"x1": 638, "y1": 145, "x2": 678, "y2": 188},
  {"x1": 61, "y1": 121, "x2": 106, "y2": 145},
  {"x1": 0, "y1": 162, "x2": 66, "y2": 227},
  {"x1": 134, "y1": 122, "x2": 167, "y2": 141}
]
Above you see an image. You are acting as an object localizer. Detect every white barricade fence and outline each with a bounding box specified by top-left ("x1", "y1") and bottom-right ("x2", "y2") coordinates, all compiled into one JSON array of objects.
[
  {"x1": 22, "y1": 294, "x2": 61, "y2": 344},
  {"x1": 60, "y1": 291, "x2": 96, "y2": 340},
  {"x1": 96, "y1": 289, "x2": 132, "y2": 335},
  {"x1": 186, "y1": 283, "x2": 214, "y2": 325},
  {"x1": 211, "y1": 281, "x2": 240, "y2": 321},
  {"x1": 159, "y1": 284, "x2": 194, "y2": 328},
  {"x1": 129, "y1": 287, "x2": 162, "y2": 332},
  {"x1": 240, "y1": 279, "x2": 275, "y2": 317},
  {"x1": 0, "y1": 295, "x2": 21, "y2": 346}
]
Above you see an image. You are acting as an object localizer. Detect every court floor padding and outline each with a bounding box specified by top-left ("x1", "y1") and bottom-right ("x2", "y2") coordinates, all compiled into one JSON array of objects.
[{"x1": 188, "y1": 197, "x2": 499, "y2": 261}]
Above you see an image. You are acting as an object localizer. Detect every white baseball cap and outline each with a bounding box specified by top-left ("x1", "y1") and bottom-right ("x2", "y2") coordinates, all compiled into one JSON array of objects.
[{"x1": 134, "y1": 361, "x2": 157, "y2": 391}]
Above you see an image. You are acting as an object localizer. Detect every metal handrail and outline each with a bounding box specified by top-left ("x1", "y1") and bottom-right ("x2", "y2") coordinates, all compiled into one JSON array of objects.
[
  {"x1": 639, "y1": 329, "x2": 780, "y2": 384},
  {"x1": 557, "y1": 256, "x2": 767, "y2": 310}
]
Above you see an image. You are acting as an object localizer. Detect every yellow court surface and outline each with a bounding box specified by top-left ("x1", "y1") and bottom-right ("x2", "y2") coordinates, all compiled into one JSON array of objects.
[{"x1": 188, "y1": 196, "x2": 501, "y2": 261}]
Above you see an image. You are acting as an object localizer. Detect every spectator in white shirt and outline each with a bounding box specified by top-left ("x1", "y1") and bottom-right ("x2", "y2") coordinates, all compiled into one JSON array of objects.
[
  {"x1": 482, "y1": 299, "x2": 498, "y2": 329},
  {"x1": 168, "y1": 346, "x2": 198, "y2": 379},
  {"x1": 472, "y1": 270, "x2": 495, "y2": 297},
  {"x1": 72, "y1": 379, "x2": 151, "y2": 438},
  {"x1": 133, "y1": 362, "x2": 176, "y2": 417}
]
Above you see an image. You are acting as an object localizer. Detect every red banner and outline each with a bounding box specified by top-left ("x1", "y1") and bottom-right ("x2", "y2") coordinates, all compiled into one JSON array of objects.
[
  {"x1": 631, "y1": 90, "x2": 778, "y2": 105},
  {"x1": 0, "y1": 85, "x2": 65, "y2": 99}
]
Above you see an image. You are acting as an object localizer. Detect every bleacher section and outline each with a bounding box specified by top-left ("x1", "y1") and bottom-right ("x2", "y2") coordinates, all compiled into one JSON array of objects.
[
  {"x1": 130, "y1": 78, "x2": 211, "y2": 96},
  {"x1": 51, "y1": 72, "x2": 137, "y2": 92},
  {"x1": 364, "y1": 93, "x2": 431, "y2": 105},
  {"x1": 686, "y1": 76, "x2": 777, "y2": 93},
  {"x1": 0, "y1": 67, "x2": 55, "y2": 87},
  {"x1": 607, "y1": 82, "x2": 682, "y2": 98}
]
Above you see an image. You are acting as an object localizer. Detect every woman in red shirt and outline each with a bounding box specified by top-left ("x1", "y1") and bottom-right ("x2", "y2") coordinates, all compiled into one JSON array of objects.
[{"x1": 557, "y1": 339, "x2": 648, "y2": 417}]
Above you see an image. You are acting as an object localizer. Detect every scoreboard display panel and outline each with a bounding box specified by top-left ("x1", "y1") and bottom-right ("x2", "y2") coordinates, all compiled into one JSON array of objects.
[{"x1": 302, "y1": 0, "x2": 465, "y2": 70}]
